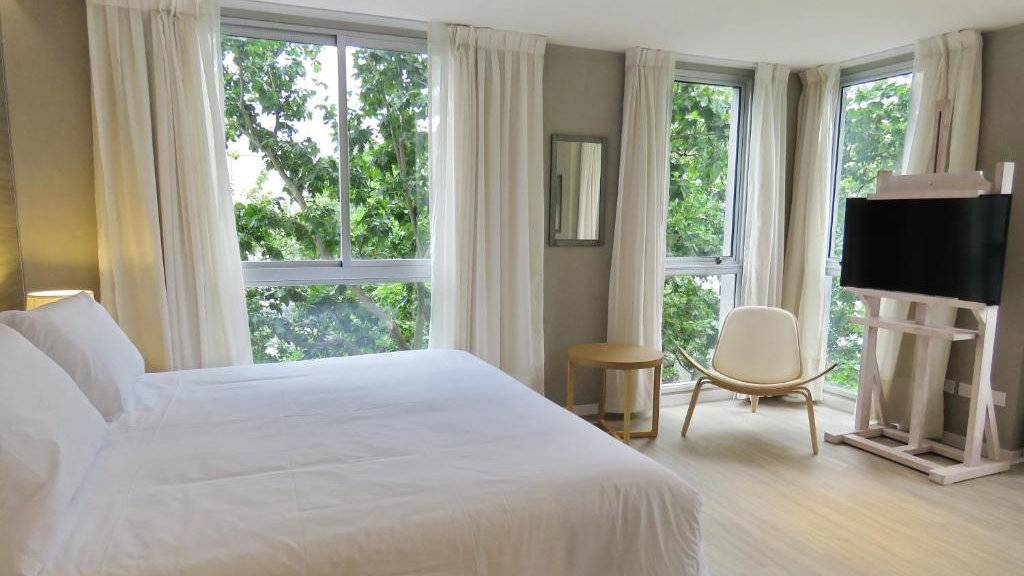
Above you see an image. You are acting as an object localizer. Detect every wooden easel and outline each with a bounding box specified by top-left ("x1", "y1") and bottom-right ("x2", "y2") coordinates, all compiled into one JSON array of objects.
[{"x1": 824, "y1": 163, "x2": 1014, "y2": 485}]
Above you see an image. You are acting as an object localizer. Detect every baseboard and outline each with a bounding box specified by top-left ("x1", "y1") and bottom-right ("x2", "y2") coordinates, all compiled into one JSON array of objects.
[
  {"x1": 569, "y1": 385, "x2": 731, "y2": 416},
  {"x1": 939, "y1": 431, "x2": 1023, "y2": 464},
  {"x1": 822, "y1": 390, "x2": 856, "y2": 413},
  {"x1": 661, "y1": 383, "x2": 734, "y2": 407},
  {"x1": 570, "y1": 403, "x2": 600, "y2": 416}
]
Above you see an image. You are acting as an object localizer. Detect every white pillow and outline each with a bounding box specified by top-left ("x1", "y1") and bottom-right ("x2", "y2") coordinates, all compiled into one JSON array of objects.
[
  {"x1": 1, "y1": 292, "x2": 144, "y2": 420},
  {"x1": 0, "y1": 324, "x2": 107, "y2": 576}
]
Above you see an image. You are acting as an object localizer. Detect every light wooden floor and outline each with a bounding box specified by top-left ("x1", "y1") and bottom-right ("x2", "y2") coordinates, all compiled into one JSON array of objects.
[{"x1": 621, "y1": 398, "x2": 1024, "y2": 576}]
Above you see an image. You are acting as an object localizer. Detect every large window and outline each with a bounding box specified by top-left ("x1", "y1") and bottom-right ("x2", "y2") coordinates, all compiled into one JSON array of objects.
[
  {"x1": 662, "y1": 70, "x2": 749, "y2": 386},
  {"x1": 825, "y1": 66, "x2": 913, "y2": 391},
  {"x1": 222, "y1": 23, "x2": 430, "y2": 362}
]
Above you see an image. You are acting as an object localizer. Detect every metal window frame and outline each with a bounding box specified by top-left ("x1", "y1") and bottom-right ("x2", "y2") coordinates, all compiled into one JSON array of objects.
[
  {"x1": 822, "y1": 57, "x2": 913, "y2": 394},
  {"x1": 662, "y1": 65, "x2": 752, "y2": 389},
  {"x1": 222, "y1": 18, "x2": 430, "y2": 288},
  {"x1": 826, "y1": 58, "x2": 914, "y2": 271}
]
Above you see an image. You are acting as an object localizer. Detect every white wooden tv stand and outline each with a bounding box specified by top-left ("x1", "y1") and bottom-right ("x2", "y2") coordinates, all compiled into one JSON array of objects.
[{"x1": 824, "y1": 165, "x2": 1013, "y2": 485}]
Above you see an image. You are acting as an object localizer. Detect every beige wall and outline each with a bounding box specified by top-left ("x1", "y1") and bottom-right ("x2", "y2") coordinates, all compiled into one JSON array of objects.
[
  {"x1": 542, "y1": 45, "x2": 624, "y2": 406},
  {"x1": 0, "y1": 0, "x2": 98, "y2": 297},
  {"x1": 944, "y1": 23, "x2": 1024, "y2": 448},
  {"x1": 0, "y1": 10, "x2": 21, "y2": 311}
]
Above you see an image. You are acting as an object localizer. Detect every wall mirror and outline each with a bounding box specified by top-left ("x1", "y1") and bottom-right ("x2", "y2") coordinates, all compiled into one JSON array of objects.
[{"x1": 549, "y1": 134, "x2": 607, "y2": 246}]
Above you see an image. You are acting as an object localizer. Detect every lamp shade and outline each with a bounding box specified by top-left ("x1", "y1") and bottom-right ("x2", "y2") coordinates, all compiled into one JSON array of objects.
[{"x1": 25, "y1": 290, "x2": 95, "y2": 311}]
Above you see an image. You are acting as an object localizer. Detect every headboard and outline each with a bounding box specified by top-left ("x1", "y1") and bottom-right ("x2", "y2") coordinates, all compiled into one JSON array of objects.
[{"x1": 0, "y1": 16, "x2": 24, "y2": 311}]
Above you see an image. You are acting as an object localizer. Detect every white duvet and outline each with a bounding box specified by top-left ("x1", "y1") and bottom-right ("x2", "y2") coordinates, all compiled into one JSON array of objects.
[{"x1": 43, "y1": 350, "x2": 704, "y2": 575}]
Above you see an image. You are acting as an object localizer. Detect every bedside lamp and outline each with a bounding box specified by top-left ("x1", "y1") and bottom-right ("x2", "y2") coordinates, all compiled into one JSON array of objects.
[{"x1": 25, "y1": 289, "x2": 95, "y2": 311}]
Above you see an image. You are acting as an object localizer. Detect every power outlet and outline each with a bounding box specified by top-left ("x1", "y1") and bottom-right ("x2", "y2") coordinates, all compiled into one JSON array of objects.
[{"x1": 945, "y1": 380, "x2": 1007, "y2": 407}]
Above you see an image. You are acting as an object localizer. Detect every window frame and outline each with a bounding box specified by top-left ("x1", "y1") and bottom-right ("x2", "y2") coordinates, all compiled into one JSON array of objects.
[
  {"x1": 825, "y1": 59, "x2": 914, "y2": 277},
  {"x1": 662, "y1": 65, "x2": 752, "y2": 390},
  {"x1": 822, "y1": 58, "x2": 913, "y2": 397},
  {"x1": 222, "y1": 18, "x2": 431, "y2": 287}
]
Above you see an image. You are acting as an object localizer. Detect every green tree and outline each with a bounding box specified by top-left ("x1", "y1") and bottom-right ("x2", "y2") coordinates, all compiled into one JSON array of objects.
[
  {"x1": 222, "y1": 37, "x2": 429, "y2": 362},
  {"x1": 827, "y1": 76, "x2": 911, "y2": 390},
  {"x1": 662, "y1": 82, "x2": 735, "y2": 382}
]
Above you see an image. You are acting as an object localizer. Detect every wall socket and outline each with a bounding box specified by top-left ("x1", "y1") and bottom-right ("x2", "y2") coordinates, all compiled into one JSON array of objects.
[{"x1": 944, "y1": 379, "x2": 1006, "y2": 407}]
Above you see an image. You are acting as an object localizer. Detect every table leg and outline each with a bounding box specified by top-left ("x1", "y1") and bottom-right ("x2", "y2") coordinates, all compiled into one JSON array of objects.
[
  {"x1": 623, "y1": 369, "x2": 634, "y2": 442},
  {"x1": 566, "y1": 359, "x2": 575, "y2": 414},
  {"x1": 597, "y1": 369, "x2": 607, "y2": 420},
  {"x1": 650, "y1": 363, "x2": 661, "y2": 437}
]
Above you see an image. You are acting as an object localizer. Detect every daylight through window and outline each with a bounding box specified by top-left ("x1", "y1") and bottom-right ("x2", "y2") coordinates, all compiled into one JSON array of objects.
[
  {"x1": 662, "y1": 74, "x2": 748, "y2": 386},
  {"x1": 223, "y1": 28, "x2": 430, "y2": 362},
  {"x1": 825, "y1": 71, "x2": 912, "y2": 391}
]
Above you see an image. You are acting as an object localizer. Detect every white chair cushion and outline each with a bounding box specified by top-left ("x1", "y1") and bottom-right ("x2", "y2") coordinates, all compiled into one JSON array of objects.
[
  {"x1": 1, "y1": 292, "x2": 144, "y2": 420},
  {"x1": 712, "y1": 306, "x2": 802, "y2": 384},
  {"x1": 0, "y1": 324, "x2": 107, "y2": 576}
]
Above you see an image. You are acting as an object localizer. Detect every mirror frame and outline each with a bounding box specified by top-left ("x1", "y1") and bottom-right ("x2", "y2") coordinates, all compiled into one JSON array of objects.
[{"x1": 548, "y1": 134, "x2": 608, "y2": 247}]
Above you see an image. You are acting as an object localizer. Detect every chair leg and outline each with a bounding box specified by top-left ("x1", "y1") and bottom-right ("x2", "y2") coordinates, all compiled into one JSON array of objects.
[
  {"x1": 682, "y1": 378, "x2": 705, "y2": 437},
  {"x1": 797, "y1": 388, "x2": 819, "y2": 455},
  {"x1": 750, "y1": 395, "x2": 759, "y2": 413}
]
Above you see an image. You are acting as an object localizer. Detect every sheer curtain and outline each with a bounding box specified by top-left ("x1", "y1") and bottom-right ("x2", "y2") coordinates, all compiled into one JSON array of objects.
[
  {"x1": 427, "y1": 24, "x2": 546, "y2": 391},
  {"x1": 605, "y1": 48, "x2": 673, "y2": 413},
  {"x1": 576, "y1": 144, "x2": 602, "y2": 239},
  {"x1": 741, "y1": 63, "x2": 790, "y2": 307},
  {"x1": 781, "y1": 65, "x2": 840, "y2": 400},
  {"x1": 877, "y1": 30, "x2": 982, "y2": 437},
  {"x1": 87, "y1": 0, "x2": 252, "y2": 370}
]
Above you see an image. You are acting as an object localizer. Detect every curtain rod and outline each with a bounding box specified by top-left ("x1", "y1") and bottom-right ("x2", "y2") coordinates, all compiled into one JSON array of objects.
[
  {"x1": 837, "y1": 43, "x2": 913, "y2": 69},
  {"x1": 671, "y1": 51, "x2": 756, "y2": 70},
  {"x1": 220, "y1": 0, "x2": 428, "y2": 32}
]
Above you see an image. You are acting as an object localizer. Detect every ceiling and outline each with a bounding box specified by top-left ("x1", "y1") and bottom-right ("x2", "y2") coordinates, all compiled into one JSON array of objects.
[{"x1": 251, "y1": 0, "x2": 1024, "y2": 67}]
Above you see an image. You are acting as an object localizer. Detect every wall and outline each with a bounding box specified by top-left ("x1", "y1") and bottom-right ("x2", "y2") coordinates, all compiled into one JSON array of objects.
[
  {"x1": 0, "y1": 0, "x2": 98, "y2": 297},
  {"x1": 0, "y1": 10, "x2": 21, "y2": 311},
  {"x1": 943, "y1": 23, "x2": 1024, "y2": 449},
  {"x1": 542, "y1": 44, "x2": 624, "y2": 406}
]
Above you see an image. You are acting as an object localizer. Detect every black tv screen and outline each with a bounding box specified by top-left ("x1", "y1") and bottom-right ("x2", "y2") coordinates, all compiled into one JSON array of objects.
[{"x1": 839, "y1": 195, "x2": 1012, "y2": 304}]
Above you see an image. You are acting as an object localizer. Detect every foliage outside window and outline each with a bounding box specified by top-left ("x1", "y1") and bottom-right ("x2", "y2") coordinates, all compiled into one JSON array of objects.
[
  {"x1": 223, "y1": 33, "x2": 430, "y2": 363},
  {"x1": 662, "y1": 79, "x2": 744, "y2": 384},
  {"x1": 826, "y1": 73, "x2": 912, "y2": 390}
]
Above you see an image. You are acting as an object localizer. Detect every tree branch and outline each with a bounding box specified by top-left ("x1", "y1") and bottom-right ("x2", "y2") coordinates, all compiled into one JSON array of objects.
[
  {"x1": 349, "y1": 285, "x2": 410, "y2": 350},
  {"x1": 235, "y1": 74, "x2": 332, "y2": 260}
]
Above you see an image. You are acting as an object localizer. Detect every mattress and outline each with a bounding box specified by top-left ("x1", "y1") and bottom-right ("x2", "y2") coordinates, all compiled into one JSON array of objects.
[{"x1": 42, "y1": 350, "x2": 704, "y2": 575}]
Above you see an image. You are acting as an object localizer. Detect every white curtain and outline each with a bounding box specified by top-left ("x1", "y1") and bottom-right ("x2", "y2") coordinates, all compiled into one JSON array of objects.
[
  {"x1": 605, "y1": 48, "x2": 673, "y2": 413},
  {"x1": 87, "y1": 0, "x2": 252, "y2": 371},
  {"x1": 740, "y1": 63, "x2": 790, "y2": 307},
  {"x1": 427, "y1": 24, "x2": 546, "y2": 392},
  {"x1": 781, "y1": 65, "x2": 840, "y2": 400},
  {"x1": 877, "y1": 30, "x2": 982, "y2": 438},
  {"x1": 576, "y1": 143, "x2": 602, "y2": 239}
]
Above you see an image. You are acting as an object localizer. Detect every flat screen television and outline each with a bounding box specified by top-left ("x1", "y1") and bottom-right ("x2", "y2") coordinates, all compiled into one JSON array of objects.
[{"x1": 839, "y1": 195, "x2": 1012, "y2": 305}]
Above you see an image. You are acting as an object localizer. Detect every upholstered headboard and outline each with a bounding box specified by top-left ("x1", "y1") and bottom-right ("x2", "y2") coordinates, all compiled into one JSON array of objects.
[{"x1": 0, "y1": 16, "x2": 24, "y2": 311}]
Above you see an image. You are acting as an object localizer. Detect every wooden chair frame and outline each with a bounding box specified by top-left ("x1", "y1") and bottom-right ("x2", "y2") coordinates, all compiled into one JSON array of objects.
[{"x1": 678, "y1": 347, "x2": 837, "y2": 454}]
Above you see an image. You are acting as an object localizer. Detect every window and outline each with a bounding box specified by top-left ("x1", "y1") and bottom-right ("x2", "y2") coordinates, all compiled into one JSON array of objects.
[
  {"x1": 662, "y1": 70, "x2": 749, "y2": 387},
  {"x1": 824, "y1": 65, "x2": 913, "y2": 392},
  {"x1": 222, "y1": 23, "x2": 430, "y2": 362}
]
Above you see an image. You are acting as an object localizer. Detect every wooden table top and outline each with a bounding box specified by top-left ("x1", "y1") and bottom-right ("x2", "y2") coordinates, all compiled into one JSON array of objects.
[{"x1": 567, "y1": 343, "x2": 663, "y2": 369}]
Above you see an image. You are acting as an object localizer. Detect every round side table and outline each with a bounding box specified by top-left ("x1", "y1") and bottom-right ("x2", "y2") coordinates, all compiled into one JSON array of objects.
[{"x1": 566, "y1": 343, "x2": 663, "y2": 442}]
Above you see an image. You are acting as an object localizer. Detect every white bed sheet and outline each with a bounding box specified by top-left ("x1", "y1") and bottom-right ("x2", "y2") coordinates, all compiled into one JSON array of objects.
[{"x1": 43, "y1": 350, "x2": 704, "y2": 576}]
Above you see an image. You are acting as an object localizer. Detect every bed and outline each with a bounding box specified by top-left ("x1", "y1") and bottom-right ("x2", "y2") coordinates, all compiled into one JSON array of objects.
[{"x1": 42, "y1": 349, "x2": 704, "y2": 575}]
